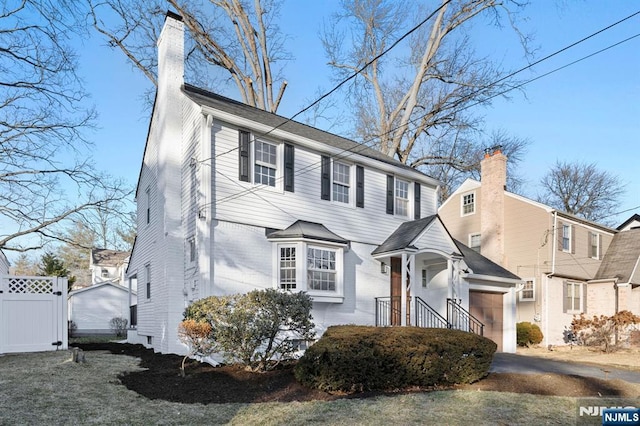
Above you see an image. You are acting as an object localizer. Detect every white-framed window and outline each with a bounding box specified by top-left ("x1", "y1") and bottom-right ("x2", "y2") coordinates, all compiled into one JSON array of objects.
[
  {"x1": 279, "y1": 246, "x2": 297, "y2": 290},
  {"x1": 307, "y1": 246, "x2": 337, "y2": 291},
  {"x1": 254, "y1": 140, "x2": 278, "y2": 186},
  {"x1": 395, "y1": 179, "x2": 409, "y2": 217},
  {"x1": 275, "y1": 241, "x2": 344, "y2": 303},
  {"x1": 188, "y1": 237, "x2": 196, "y2": 265},
  {"x1": 564, "y1": 281, "x2": 583, "y2": 313},
  {"x1": 590, "y1": 232, "x2": 600, "y2": 259},
  {"x1": 332, "y1": 161, "x2": 351, "y2": 204},
  {"x1": 461, "y1": 192, "x2": 475, "y2": 216},
  {"x1": 562, "y1": 224, "x2": 571, "y2": 252},
  {"x1": 520, "y1": 279, "x2": 535, "y2": 301},
  {"x1": 421, "y1": 269, "x2": 428, "y2": 288},
  {"x1": 469, "y1": 233, "x2": 481, "y2": 252}
]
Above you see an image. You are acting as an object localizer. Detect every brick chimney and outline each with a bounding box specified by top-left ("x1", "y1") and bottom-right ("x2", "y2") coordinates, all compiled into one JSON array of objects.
[{"x1": 480, "y1": 146, "x2": 507, "y2": 266}]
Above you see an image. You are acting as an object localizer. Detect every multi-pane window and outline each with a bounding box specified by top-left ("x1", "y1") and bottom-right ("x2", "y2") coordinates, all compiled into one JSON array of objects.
[
  {"x1": 462, "y1": 192, "x2": 475, "y2": 215},
  {"x1": 307, "y1": 247, "x2": 336, "y2": 291},
  {"x1": 395, "y1": 179, "x2": 409, "y2": 217},
  {"x1": 590, "y1": 232, "x2": 599, "y2": 259},
  {"x1": 332, "y1": 162, "x2": 350, "y2": 203},
  {"x1": 565, "y1": 282, "x2": 582, "y2": 312},
  {"x1": 469, "y1": 233, "x2": 481, "y2": 252},
  {"x1": 279, "y1": 247, "x2": 297, "y2": 290},
  {"x1": 421, "y1": 269, "x2": 428, "y2": 288},
  {"x1": 562, "y1": 224, "x2": 571, "y2": 252},
  {"x1": 254, "y1": 141, "x2": 277, "y2": 186},
  {"x1": 101, "y1": 268, "x2": 109, "y2": 278},
  {"x1": 520, "y1": 280, "x2": 535, "y2": 301}
]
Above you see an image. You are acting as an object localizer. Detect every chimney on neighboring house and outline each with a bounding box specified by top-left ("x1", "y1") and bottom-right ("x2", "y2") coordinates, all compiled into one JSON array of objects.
[{"x1": 480, "y1": 146, "x2": 507, "y2": 266}]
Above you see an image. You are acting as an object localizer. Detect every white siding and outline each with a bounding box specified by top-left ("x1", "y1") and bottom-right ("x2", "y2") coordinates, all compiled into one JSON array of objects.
[
  {"x1": 69, "y1": 285, "x2": 134, "y2": 333},
  {"x1": 211, "y1": 220, "x2": 389, "y2": 335},
  {"x1": 211, "y1": 122, "x2": 438, "y2": 246}
]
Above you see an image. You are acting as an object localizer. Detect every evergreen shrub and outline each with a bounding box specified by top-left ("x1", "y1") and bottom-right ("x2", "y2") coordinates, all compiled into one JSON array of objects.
[{"x1": 294, "y1": 325, "x2": 496, "y2": 393}]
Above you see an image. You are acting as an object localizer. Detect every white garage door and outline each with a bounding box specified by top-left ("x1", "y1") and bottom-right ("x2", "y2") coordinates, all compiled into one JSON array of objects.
[{"x1": 0, "y1": 276, "x2": 68, "y2": 354}]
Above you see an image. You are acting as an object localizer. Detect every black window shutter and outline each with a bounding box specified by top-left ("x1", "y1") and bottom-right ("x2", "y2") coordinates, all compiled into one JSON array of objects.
[
  {"x1": 321, "y1": 156, "x2": 330, "y2": 200},
  {"x1": 284, "y1": 144, "x2": 294, "y2": 192},
  {"x1": 238, "y1": 130, "x2": 250, "y2": 182},
  {"x1": 386, "y1": 175, "x2": 394, "y2": 214},
  {"x1": 356, "y1": 165, "x2": 364, "y2": 208},
  {"x1": 557, "y1": 221, "x2": 563, "y2": 251},
  {"x1": 414, "y1": 182, "x2": 421, "y2": 219}
]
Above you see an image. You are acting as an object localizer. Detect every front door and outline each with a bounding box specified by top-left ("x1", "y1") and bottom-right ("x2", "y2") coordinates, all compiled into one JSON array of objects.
[{"x1": 390, "y1": 258, "x2": 401, "y2": 325}]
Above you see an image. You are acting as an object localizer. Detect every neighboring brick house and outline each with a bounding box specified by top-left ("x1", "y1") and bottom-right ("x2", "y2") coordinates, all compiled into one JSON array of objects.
[
  {"x1": 125, "y1": 12, "x2": 523, "y2": 355},
  {"x1": 439, "y1": 147, "x2": 617, "y2": 346}
]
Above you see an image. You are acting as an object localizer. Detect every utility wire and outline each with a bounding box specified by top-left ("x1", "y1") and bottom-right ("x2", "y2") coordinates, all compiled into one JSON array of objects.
[{"x1": 210, "y1": 9, "x2": 640, "y2": 206}]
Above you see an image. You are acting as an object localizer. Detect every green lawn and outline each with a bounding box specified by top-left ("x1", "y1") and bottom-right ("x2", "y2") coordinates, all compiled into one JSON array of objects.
[{"x1": 0, "y1": 348, "x2": 627, "y2": 425}]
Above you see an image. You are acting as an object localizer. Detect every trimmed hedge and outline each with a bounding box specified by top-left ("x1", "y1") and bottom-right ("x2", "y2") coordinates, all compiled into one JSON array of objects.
[
  {"x1": 294, "y1": 325, "x2": 497, "y2": 393},
  {"x1": 516, "y1": 322, "x2": 543, "y2": 347}
]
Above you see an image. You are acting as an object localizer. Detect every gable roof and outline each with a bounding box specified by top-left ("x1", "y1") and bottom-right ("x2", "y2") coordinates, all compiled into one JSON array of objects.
[
  {"x1": 371, "y1": 215, "x2": 442, "y2": 255},
  {"x1": 266, "y1": 220, "x2": 348, "y2": 244},
  {"x1": 617, "y1": 214, "x2": 640, "y2": 231},
  {"x1": 68, "y1": 281, "x2": 134, "y2": 297},
  {"x1": 182, "y1": 84, "x2": 440, "y2": 185},
  {"x1": 91, "y1": 249, "x2": 130, "y2": 267},
  {"x1": 441, "y1": 179, "x2": 616, "y2": 234},
  {"x1": 594, "y1": 228, "x2": 640, "y2": 284},
  {"x1": 454, "y1": 239, "x2": 521, "y2": 280}
]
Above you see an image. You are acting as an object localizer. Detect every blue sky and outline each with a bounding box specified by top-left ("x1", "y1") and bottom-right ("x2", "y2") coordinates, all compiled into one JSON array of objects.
[{"x1": 78, "y1": 0, "x2": 639, "y2": 227}]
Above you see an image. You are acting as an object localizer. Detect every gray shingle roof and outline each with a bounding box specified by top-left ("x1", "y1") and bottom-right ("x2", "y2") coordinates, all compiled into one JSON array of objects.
[
  {"x1": 453, "y1": 239, "x2": 521, "y2": 280},
  {"x1": 266, "y1": 220, "x2": 348, "y2": 244},
  {"x1": 91, "y1": 249, "x2": 129, "y2": 267},
  {"x1": 371, "y1": 215, "x2": 520, "y2": 281},
  {"x1": 371, "y1": 216, "x2": 438, "y2": 255},
  {"x1": 594, "y1": 228, "x2": 640, "y2": 284},
  {"x1": 182, "y1": 84, "x2": 437, "y2": 181}
]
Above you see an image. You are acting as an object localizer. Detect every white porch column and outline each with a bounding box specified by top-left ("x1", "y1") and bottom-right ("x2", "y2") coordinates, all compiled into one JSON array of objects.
[
  {"x1": 401, "y1": 253, "x2": 408, "y2": 326},
  {"x1": 408, "y1": 253, "x2": 416, "y2": 326},
  {"x1": 504, "y1": 287, "x2": 517, "y2": 353}
]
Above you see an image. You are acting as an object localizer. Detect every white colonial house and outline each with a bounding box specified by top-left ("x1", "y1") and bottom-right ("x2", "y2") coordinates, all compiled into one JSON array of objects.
[{"x1": 125, "y1": 12, "x2": 523, "y2": 355}]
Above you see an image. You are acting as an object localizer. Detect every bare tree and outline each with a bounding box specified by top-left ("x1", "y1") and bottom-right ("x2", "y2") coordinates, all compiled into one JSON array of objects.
[
  {"x1": 321, "y1": 0, "x2": 531, "y2": 195},
  {"x1": 0, "y1": 1, "x2": 132, "y2": 252},
  {"x1": 538, "y1": 161, "x2": 625, "y2": 224},
  {"x1": 89, "y1": 0, "x2": 290, "y2": 112}
]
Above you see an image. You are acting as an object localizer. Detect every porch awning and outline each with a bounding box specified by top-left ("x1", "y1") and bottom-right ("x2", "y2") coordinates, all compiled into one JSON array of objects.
[
  {"x1": 266, "y1": 220, "x2": 348, "y2": 245},
  {"x1": 372, "y1": 215, "x2": 439, "y2": 256}
]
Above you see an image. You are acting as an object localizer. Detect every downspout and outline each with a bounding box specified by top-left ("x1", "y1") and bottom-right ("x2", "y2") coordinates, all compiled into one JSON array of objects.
[{"x1": 544, "y1": 211, "x2": 558, "y2": 347}]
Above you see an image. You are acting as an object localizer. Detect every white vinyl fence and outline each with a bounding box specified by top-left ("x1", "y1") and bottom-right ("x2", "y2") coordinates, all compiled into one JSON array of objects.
[{"x1": 0, "y1": 275, "x2": 68, "y2": 354}]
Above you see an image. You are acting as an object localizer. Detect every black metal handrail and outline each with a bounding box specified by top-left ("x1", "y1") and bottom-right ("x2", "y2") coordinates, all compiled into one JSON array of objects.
[
  {"x1": 375, "y1": 296, "x2": 401, "y2": 327},
  {"x1": 415, "y1": 297, "x2": 449, "y2": 329},
  {"x1": 447, "y1": 298, "x2": 484, "y2": 336}
]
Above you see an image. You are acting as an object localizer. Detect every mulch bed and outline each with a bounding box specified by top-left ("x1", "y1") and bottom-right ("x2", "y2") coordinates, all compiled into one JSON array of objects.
[{"x1": 76, "y1": 342, "x2": 639, "y2": 404}]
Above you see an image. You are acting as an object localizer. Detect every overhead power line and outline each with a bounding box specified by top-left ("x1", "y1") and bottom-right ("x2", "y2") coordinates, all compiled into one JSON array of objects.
[{"x1": 209, "y1": 9, "x2": 640, "y2": 206}]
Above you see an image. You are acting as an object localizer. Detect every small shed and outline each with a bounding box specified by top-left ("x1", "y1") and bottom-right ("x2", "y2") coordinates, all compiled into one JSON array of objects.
[{"x1": 68, "y1": 282, "x2": 136, "y2": 335}]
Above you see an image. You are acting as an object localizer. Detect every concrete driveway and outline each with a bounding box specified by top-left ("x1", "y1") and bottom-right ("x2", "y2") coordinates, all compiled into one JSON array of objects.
[{"x1": 491, "y1": 353, "x2": 640, "y2": 384}]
